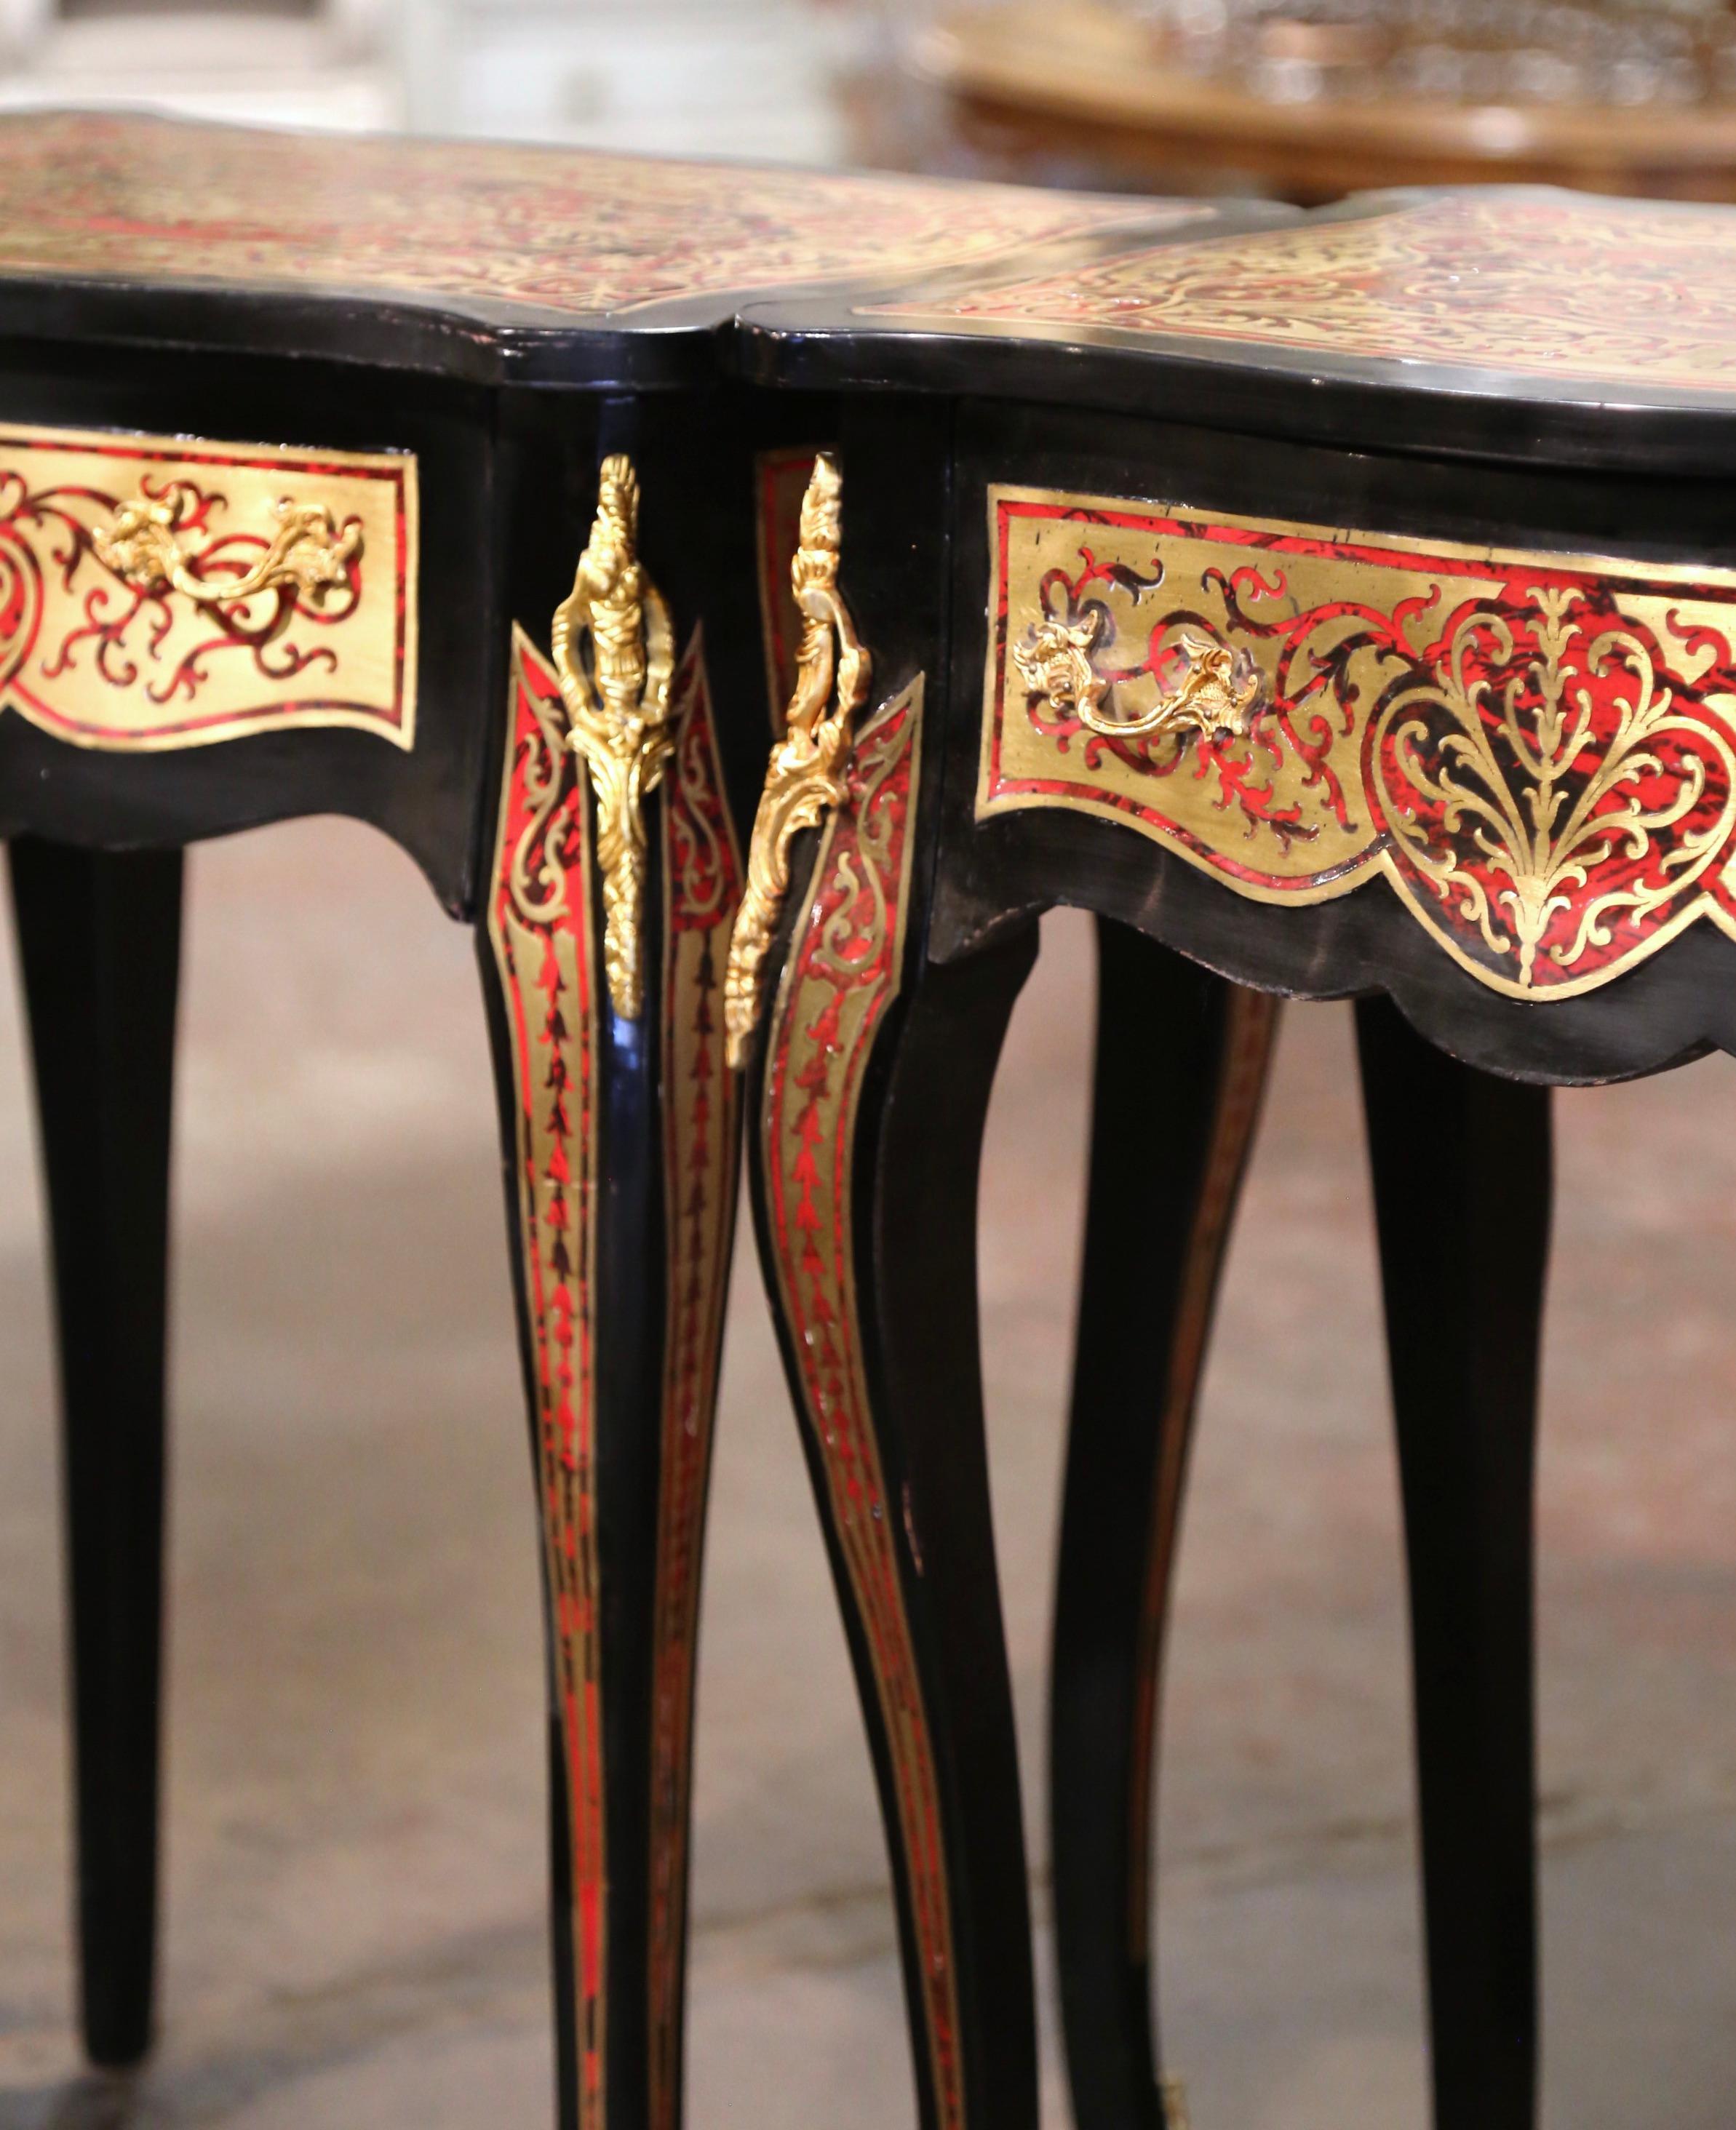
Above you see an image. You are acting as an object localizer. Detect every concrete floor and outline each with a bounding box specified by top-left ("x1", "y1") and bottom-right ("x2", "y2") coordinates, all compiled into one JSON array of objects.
[{"x1": 4, "y1": 816, "x2": 1736, "y2": 2128}]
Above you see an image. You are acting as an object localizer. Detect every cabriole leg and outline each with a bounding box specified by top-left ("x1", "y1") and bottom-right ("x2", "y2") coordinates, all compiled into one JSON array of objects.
[
  {"x1": 479, "y1": 556, "x2": 741, "y2": 2129},
  {"x1": 9, "y1": 837, "x2": 183, "y2": 2070},
  {"x1": 744, "y1": 677, "x2": 1040, "y2": 2130},
  {"x1": 1051, "y1": 920, "x2": 1277, "y2": 2130},
  {"x1": 1355, "y1": 994, "x2": 1548, "y2": 2130}
]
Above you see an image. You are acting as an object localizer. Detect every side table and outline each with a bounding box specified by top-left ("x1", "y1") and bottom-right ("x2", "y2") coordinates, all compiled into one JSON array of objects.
[
  {"x1": 734, "y1": 183, "x2": 1736, "y2": 2130},
  {"x1": 0, "y1": 108, "x2": 1185, "y2": 2130}
]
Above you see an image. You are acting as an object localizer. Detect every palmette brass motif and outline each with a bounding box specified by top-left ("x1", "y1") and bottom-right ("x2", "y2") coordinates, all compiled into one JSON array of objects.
[
  {"x1": 1376, "y1": 588, "x2": 1735, "y2": 985},
  {"x1": 724, "y1": 452, "x2": 870, "y2": 1069},
  {"x1": 986, "y1": 485, "x2": 1736, "y2": 998},
  {"x1": 553, "y1": 453, "x2": 677, "y2": 1021},
  {"x1": 93, "y1": 483, "x2": 362, "y2": 605}
]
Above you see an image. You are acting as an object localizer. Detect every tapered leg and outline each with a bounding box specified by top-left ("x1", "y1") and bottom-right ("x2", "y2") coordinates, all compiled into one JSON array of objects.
[
  {"x1": 745, "y1": 683, "x2": 1038, "y2": 2130},
  {"x1": 479, "y1": 629, "x2": 741, "y2": 2130},
  {"x1": 1355, "y1": 994, "x2": 1548, "y2": 2130},
  {"x1": 1051, "y1": 920, "x2": 1277, "y2": 2130},
  {"x1": 9, "y1": 837, "x2": 183, "y2": 2070}
]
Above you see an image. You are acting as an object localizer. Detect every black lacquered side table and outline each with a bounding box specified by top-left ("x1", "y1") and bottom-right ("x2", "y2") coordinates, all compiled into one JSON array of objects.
[
  {"x1": 733, "y1": 185, "x2": 1736, "y2": 2130},
  {"x1": 0, "y1": 108, "x2": 1202, "y2": 2130}
]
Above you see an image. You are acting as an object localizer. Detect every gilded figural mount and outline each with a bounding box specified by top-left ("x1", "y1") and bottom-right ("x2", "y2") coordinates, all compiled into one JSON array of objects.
[
  {"x1": 725, "y1": 452, "x2": 870, "y2": 1069},
  {"x1": 552, "y1": 453, "x2": 677, "y2": 1021}
]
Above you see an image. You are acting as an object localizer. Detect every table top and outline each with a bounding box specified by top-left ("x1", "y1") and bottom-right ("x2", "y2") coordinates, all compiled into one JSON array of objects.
[
  {"x1": 15, "y1": 110, "x2": 1736, "y2": 471},
  {"x1": 739, "y1": 184, "x2": 1736, "y2": 474},
  {"x1": 0, "y1": 109, "x2": 1174, "y2": 385}
]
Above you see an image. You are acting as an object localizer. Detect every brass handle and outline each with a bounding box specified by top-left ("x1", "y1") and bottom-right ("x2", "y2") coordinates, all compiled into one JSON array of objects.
[
  {"x1": 723, "y1": 452, "x2": 869, "y2": 1071},
  {"x1": 553, "y1": 452, "x2": 677, "y2": 1021},
  {"x1": 92, "y1": 482, "x2": 362, "y2": 605},
  {"x1": 1013, "y1": 607, "x2": 1265, "y2": 746}
]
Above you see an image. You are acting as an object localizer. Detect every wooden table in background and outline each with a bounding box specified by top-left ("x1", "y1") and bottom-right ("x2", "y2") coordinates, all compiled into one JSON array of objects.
[{"x1": 902, "y1": 1, "x2": 1736, "y2": 202}]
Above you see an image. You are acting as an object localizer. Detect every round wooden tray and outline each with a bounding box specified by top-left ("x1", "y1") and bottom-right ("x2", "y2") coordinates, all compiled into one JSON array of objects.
[{"x1": 915, "y1": 1, "x2": 1736, "y2": 202}]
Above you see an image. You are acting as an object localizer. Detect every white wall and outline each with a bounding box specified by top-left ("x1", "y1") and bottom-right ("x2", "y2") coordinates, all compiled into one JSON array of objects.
[{"x1": 0, "y1": 0, "x2": 863, "y2": 163}]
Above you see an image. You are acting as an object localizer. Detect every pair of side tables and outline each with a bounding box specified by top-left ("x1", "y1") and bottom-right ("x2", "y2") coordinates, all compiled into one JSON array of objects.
[{"x1": 2, "y1": 108, "x2": 1732, "y2": 2130}]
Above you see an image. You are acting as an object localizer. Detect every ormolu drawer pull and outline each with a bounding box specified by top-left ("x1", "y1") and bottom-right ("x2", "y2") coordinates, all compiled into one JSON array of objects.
[
  {"x1": 724, "y1": 452, "x2": 869, "y2": 1070},
  {"x1": 92, "y1": 482, "x2": 362, "y2": 605},
  {"x1": 1013, "y1": 606, "x2": 1265, "y2": 746}
]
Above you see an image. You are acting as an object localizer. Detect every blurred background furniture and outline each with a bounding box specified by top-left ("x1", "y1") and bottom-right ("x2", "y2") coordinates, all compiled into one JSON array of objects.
[
  {"x1": 905, "y1": 0, "x2": 1736, "y2": 199},
  {"x1": 15, "y1": 0, "x2": 1736, "y2": 202}
]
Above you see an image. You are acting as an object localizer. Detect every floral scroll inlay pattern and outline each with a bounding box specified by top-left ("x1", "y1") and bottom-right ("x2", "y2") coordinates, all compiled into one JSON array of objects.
[
  {"x1": 490, "y1": 625, "x2": 740, "y2": 2130},
  {"x1": 874, "y1": 191, "x2": 1736, "y2": 397},
  {"x1": 760, "y1": 682, "x2": 965, "y2": 2129},
  {"x1": 1377, "y1": 589, "x2": 1736, "y2": 986},
  {"x1": 985, "y1": 485, "x2": 1736, "y2": 998},
  {"x1": 489, "y1": 628, "x2": 608, "y2": 2128},
  {"x1": 648, "y1": 640, "x2": 743, "y2": 2130},
  {"x1": 0, "y1": 424, "x2": 414, "y2": 751},
  {"x1": 94, "y1": 482, "x2": 361, "y2": 607},
  {"x1": 0, "y1": 110, "x2": 1169, "y2": 323}
]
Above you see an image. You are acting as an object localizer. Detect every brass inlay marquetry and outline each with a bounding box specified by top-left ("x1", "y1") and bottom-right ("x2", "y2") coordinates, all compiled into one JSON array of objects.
[
  {"x1": 758, "y1": 681, "x2": 963, "y2": 2124},
  {"x1": 870, "y1": 191, "x2": 1736, "y2": 398},
  {"x1": 985, "y1": 484, "x2": 1736, "y2": 1000},
  {"x1": 648, "y1": 639, "x2": 744, "y2": 2130},
  {"x1": 0, "y1": 423, "x2": 415, "y2": 751},
  {"x1": 0, "y1": 110, "x2": 1173, "y2": 323},
  {"x1": 487, "y1": 627, "x2": 608, "y2": 2127}
]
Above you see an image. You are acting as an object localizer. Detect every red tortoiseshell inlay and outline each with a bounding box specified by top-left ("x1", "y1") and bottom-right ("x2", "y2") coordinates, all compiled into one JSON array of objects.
[
  {"x1": 490, "y1": 626, "x2": 742, "y2": 2130},
  {"x1": 648, "y1": 638, "x2": 743, "y2": 2130},
  {"x1": 761, "y1": 682, "x2": 965, "y2": 2126},
  {"x1": 877, "y1": 190, "x2": 1736, "y2": 396},
  {"x1": 0, "y1": 111, "x2": 1175, "y2": 321},
  {"x1": 987, "y1": 487, "x2": 1736, "y2": 998},
  {"x1": 488, "y1": 629, "x2": 606, "y2": 2126}
]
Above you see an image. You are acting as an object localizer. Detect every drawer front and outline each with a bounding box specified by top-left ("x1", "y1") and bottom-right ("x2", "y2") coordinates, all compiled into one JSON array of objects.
[
  {"x1": 0, "y1": 423, "x2": 416, "y2": 751},
  {"x1": 984, "y1": 484, "x2": 1736, "y2": 1000}
]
